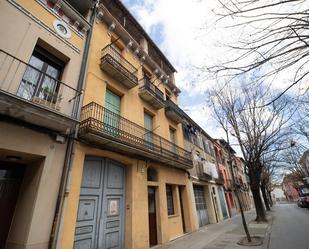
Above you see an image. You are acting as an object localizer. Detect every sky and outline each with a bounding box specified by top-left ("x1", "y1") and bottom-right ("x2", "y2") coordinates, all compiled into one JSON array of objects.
[
  {"x1": 121, "y1": 0, "x2": 227, "y2": 139},
  {"x1": 120, "y1": 0, "x2": 309, "y2": 161}
]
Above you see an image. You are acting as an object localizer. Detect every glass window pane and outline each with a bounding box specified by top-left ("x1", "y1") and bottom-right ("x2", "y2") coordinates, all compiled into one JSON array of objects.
[
  {"x1": 17, "y1": 55, "x2": 44, "y2": 100},
  {"x1": 166, "y1": 184, "x2": 174, "y2": 215}
]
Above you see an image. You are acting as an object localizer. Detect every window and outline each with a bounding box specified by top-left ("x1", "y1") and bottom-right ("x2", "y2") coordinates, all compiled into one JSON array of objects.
[
  {"x1": 169, "y1": 128, "x2": 176, "y2": 153},
  {"x1": 190, "y1": 133, "x2": 196, "y2": 146},
  {"x1": 166, "y1": 184, "x2": 174, "y2": 215},
  {"x1": 165, "y1": 89, "x2": 172, "y2": 100},
  {"x1": 18, "y1": 46, "x2": 64, "y2": 103},
  {"x1": 105, "y1": 89, "x2": 121, "y2": 136},
  {"x1": 209, "y1": 143, "x2": 215, "y2": 157},
  {"x1": 203, "y1": 140, "x2": 210, "y2": 154},
  {"x1": 105, "y1": 89, "x2": 121, "y2": 114},
  {"x1": 144, "y1": 112, "x2": 153, "y2": 148},
  {"x1": 147, "y1": 167, "x2": 157, "y2": 181},
  {"x1": 182, "y1": 125, "x2": 190, "y2": 141},
  {"x1": 197, "y1": 134, "x2": 203, "y2": 148}
]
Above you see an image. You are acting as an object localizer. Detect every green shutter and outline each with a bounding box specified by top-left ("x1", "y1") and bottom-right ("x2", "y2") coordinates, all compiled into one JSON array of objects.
[
  {"x1": 105, "y1": 89, "x2": 121, "y2": 114},
  {"x1": 104, "y1": 90, "x2": 121, "y2": 136}
]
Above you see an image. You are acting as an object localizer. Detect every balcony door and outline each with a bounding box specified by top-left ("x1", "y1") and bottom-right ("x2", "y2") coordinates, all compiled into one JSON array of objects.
[
  {"x1": 169, "y1": 128, "x2": 177, "y2": 154},
  {"x1": 104, "y1": 89, "x2": 121, "y2": 136},
  {"x1": 144, "y1": 112, "x2": 153, "y2": 148},
  {"x1": 17, "y1": 47, "x2": 63, "y2": 104}
]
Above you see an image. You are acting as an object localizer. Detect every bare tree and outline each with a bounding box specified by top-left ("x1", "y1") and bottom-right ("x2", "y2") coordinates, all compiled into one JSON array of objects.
[
  {"x1": 260, "y1": 152, "x2": 282, "y2": 210},
  {"x1": 208, "y1": 83, "x2": 292, "y2": 222},
  {"x1": 204, "y1": 0, "x2": 309, "y2": 104},
  {"x1": 281, "y1": 144, "x2": 309, "y2": 179},
  {"x1": 291, "y1": 97, "x2": 309, "y2": 146}
]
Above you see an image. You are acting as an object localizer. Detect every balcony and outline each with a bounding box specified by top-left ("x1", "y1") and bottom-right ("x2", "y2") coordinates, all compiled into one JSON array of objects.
[
  {"x1": 79, "y1": 102, "x2": 193, "y2": 169},
  {"x1": 138, "y1": 77, "x2": 165, "y2": 109},
  {"x1": 0, "y1": 49, "x2": 80, "y2": 133},
  {"x1": 65, "y1": 0, "x2": 93, "y2": 15},
  {"x1": 196, "y1": 162, "x2": 212, "y2": 182},
  {"x1": 165, "y1": 99, "x2": 185, "y2": 124},
  {"x1": 100, "y1": 45, "x2": 138, "y2": 89},
  {"x1": 215, "y1": 173, "x2": 225, "y2": 185}
]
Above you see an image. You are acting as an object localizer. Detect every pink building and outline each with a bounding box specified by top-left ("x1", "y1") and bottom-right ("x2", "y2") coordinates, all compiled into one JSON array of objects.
[{"x1": 282, "y1": 181, "x2": 299, "y2": 202}]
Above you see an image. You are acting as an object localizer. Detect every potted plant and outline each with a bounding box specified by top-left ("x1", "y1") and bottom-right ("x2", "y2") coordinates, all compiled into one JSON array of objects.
[{"x1": 32, "y1": 86, "x2": 62, "y2": 111}]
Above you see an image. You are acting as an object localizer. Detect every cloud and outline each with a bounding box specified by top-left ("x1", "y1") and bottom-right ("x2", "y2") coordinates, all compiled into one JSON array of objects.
[
  {"x1": 122, "y1": 0, "x2": 226, "y2": 92},
  {"x1": 121, "y1": 0, "x2": 307, "y2": 157},
  {"x1": 121, "y1": 0, "x2": 241, "y2": 151}
]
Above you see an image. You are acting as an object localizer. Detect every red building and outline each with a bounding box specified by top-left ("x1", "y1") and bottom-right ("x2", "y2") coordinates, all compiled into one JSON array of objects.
[
  {"x1": 282, "y1": 177, "x2": 299, "y2": 202},
  {"x1": 214, "y1": 140, "x2": 237, "y2": 217}
]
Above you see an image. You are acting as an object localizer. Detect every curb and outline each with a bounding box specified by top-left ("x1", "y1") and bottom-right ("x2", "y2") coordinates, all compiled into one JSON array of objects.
[{"x1": 261, "y1": 214, "x2": 274, "y2": 249}]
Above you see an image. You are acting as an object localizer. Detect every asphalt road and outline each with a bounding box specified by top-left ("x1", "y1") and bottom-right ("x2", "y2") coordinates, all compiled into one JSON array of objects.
[{"x1": 269, "y1": 203, "x2": 309, "y2": 249}]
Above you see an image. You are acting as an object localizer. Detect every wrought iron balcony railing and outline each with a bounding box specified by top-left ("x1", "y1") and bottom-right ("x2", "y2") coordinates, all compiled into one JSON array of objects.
[
  {"x1": 79, "y1": 102, "x2": 193, "y2": 168},
  {"x1": 165, "y1": 99, "x2": 186, "y2": 124},
  {"x1": 100, "y1": 45, "x2": 138, "y2": 88},
  {"x1": 0, "y1": 49, "x2": 80, "y2": 118},
  {"x1": 138, "y1": 77, "x2": 165, "y2": 109}
]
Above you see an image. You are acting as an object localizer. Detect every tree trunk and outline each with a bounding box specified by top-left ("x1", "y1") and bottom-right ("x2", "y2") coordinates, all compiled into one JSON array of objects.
[
  {"x1": 268, "y1": 190, "x2": 273, "y2": 207},
  {"x1": 251, "y1": 185, "x2": 267, "y2": 222},
  {"x1": 261, "y1": 184, "x2": 271, "y2": 211}
]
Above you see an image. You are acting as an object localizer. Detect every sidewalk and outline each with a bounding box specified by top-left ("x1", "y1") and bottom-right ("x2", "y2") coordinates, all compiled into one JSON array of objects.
[{"x1": 155, "y1": 210, "x2": 272, "y2": 249}]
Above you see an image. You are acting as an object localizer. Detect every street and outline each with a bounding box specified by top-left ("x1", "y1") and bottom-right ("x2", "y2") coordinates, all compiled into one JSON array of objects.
[{"x1": 268, "y1": 203, "x2": 309, "y2": 249}]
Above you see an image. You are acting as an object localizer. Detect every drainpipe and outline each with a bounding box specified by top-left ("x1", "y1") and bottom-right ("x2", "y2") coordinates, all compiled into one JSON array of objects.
[{"x1": 48, "y1": 3, "x2": 97, "y2": 249}]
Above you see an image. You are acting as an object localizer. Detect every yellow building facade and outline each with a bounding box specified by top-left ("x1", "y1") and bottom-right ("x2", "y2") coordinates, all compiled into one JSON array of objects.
[
  {"x1": 58, "y1": 1, "x2": 196, "y2": 249},
  {"x1": 0, "y1": 0, "x2": 89, "y2": 248}
]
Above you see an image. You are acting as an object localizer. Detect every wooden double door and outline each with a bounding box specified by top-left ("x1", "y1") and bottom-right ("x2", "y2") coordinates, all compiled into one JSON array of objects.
[{"x1": 74, "y1": 157, "x2": 125, "y2": 249}]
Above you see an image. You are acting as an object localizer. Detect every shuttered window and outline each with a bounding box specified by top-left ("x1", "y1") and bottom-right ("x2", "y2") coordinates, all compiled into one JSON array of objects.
[
  {"x1": 169, "y1": 128, "x2": 176, "y2": 153},
  {"x1": 104, "y1": 89, "x2": 121, "y2": 136},
  {"x1": 105, "y1": 89, "x2": 121, "y2": 114},
  {"x1": 144, "y1": 112, "x2": 153, "y2": 145}
]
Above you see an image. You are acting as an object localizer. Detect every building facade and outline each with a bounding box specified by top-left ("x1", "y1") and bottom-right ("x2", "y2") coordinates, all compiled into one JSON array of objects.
[
  {"x1": 58, "y1": 1, "x2": 196, "y2": 249},
  {"x1": 213, "y1": 140, "x2": 237, "y2": 217},
  {"x1": 182, "y1": 118, "x2": 229, "y2": 229},
  {"x1": 234, "y1": 157, "x2": 253, "y2": 211},
  {"x1": 0, "y1": 0, "x2": 90, "y2": 248},
  {"x1": 0, "y1": 1, "x2": 254, "y2": 249},
  {"x1": 272, "y1": 184, "x2": 286, "y2": 203}
]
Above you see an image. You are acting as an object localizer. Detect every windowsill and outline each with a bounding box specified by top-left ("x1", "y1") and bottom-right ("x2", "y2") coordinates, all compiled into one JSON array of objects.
[{"x1": 167, "y1": 214, "x2": 179, "y2": 219}]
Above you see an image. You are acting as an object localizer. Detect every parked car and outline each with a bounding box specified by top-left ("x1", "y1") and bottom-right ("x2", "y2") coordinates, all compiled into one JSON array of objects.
[
  {"x1": 297, "y1": 196, "x2": 308, "y2": 208},
  {"x1": 306, "y1": 197, "x2": 309, "y2": 209}
]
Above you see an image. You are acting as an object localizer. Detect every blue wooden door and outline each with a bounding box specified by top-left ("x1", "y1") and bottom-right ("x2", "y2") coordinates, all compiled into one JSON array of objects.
[
  {"x1": 74, "y1": 157, "x2": 125, "y2": 249},
  {"x1": 218, "y1": 187, "x2": 229, "y2": 219}
]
